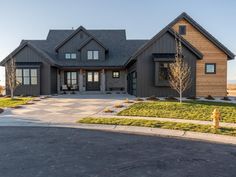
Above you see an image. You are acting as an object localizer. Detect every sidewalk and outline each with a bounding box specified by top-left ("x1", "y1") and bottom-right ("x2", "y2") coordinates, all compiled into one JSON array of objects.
[{"x1": 90, "y1": 114, "x2": 236, "y2": 128}]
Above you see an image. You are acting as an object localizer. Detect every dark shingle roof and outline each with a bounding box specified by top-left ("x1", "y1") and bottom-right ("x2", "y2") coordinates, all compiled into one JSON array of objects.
[{"x1": 0, "y1": 28, "x2": 147, "y2": 67}]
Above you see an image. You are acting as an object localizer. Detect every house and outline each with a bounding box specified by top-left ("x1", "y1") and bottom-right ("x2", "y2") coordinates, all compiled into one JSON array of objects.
[{"x1": 0, "y1": 12, "x2": 234, "y2": 97}]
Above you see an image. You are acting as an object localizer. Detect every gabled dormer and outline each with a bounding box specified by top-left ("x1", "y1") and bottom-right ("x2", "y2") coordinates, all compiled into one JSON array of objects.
[{"x1": 54, "y1": 26, "x2": 107, "y2": 61}]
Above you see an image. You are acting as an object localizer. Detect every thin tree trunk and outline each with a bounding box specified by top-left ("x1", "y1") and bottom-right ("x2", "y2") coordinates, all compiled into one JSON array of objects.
[{"x1": 10, "y1": 88, "x2": 14, "y2": 99}]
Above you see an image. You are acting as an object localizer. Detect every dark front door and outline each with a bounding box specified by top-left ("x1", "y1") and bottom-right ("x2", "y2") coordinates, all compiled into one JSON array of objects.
[
  {"x1": 128, "y1": 71, "x2": 137, "y2": 95},
  {"x1": 86, "y1": 71, "x2": 100, "y2": 91}
]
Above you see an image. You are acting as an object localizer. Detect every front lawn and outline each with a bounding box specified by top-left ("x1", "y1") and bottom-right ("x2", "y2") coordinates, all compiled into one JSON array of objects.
[
  {"x1": 0, "y1": 97, "x2": 33, "y2": 108},
  {"x1": 118, "y1": 101, "x2": 236, "y2": 123},
  {"x1": 78, "y1": 117, "x2": 236, "y2": 137}
]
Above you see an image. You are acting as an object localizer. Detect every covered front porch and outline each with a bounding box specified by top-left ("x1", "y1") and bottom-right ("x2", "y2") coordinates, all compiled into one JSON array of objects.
[{"x1": 57, "y1": 68, "x2": 127, "y2": 94}]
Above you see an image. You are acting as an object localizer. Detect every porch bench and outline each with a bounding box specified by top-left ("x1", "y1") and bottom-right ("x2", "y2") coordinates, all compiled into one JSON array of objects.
[{"x1": 109, "y1": 87, "x2": 124, "y2": 91}]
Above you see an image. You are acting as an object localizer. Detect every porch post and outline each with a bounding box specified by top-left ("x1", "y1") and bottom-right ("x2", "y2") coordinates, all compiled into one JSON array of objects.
[
  {"x1": 79, "y1": 69, "x2": 83, "y2": 92},
  {"x1": 101, "y1": 69, "x2": 106, "y2": 93},
  {"x1": 57, "y1": 69, "x2": 61, "y2": 94}
]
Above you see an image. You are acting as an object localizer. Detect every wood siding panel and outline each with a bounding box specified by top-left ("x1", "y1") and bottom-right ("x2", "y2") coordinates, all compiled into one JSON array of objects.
[{"x1": 172, "y1": 19, "x2": 227, "y2": 97}]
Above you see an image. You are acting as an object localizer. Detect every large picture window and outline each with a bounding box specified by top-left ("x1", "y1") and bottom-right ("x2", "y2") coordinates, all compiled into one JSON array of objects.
[{"x1": 16, "y1": 68, "x2": 38, "y2": 85}]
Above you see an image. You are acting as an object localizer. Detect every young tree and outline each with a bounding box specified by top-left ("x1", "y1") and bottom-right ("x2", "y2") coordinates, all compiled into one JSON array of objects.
[
  {"x1": 5, "y1": 58, "x2": 19, "y2": 99},
  {"x1": 169, "y1": 34, "x2": 192, "y2": 103}
]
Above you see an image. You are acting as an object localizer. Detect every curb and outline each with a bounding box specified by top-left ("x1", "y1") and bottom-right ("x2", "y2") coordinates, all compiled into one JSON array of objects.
[{"x1": 59, "y1": 123, "x2": 236, "y2": 145}]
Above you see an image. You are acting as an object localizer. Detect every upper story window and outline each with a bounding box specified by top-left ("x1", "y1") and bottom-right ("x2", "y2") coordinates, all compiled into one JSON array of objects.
[
  {"x1": 16, "y1": 68, "x2": 38, "y2": 85},
  {"x1": 205, "y1": 63, "x2": 216, "y2": 74},
  {"x1": 65, "y1": 53, "x2": 76, "y2": 59},
  {"x1": 87, "y1": 51, "x2": 99, "y2": 60},
  {"x1": 112, "y1": 71, "x2": 120, "y2": 78},
  {"x1": 179, "y1": 25, "x2": 186, "y2": 35}
]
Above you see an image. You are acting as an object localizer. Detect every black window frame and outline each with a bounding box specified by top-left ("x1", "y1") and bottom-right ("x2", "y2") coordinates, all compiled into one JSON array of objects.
[
  {"x1": 16, "y1": 68, "x2": 38, "y2": 85},
  {"x1": 112, "y1": 71, "x2": 120, "y2": 78},
  {"x1": 66, "y1": 71, "x2": 77, "y2": 86},
  {"x1": 65, "y1": 53, "x2": 76, "y2": 59},
  {"x1": 205, "y1": 63, "x2": 216, "y2": 74},
  {"x1": 179, "y1": 25, "x2": 186, "y2": 35},
  {"x1": 87, "y1": 50, "x2": 99, "y2": 60}
]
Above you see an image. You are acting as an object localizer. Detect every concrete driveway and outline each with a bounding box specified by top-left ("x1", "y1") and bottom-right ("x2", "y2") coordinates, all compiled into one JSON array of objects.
[{"x1": 0, "y1": 94, "x2": 134, "y2": 126}]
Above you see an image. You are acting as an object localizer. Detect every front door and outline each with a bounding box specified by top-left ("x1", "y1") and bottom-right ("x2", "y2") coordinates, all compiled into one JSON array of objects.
[{"x1": 86, "y1": 71, "x2": 100, "y2": 91}]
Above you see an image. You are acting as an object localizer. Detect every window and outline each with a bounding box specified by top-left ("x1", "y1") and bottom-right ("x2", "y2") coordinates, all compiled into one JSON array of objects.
[
  {"x1": 94, "y1": 72, "x2": 99, "y2": 82},
  {"x1": 205, "y1": 63, "x2": 216, "y2": 74},
  {"x1": 87, "y1": 72, "x2": 93, "y2": 82},
  {"x1": 30, "y1": 69, "x2": 37, "y2": 85},
  {"x1": 23, "y1": 69, "x2": 30, "y2": 85},
  {"x1": 16, "y1": 69, "x2": 22, "y2": 84},
  {"x1": 112, "y1": 71, "x2": 120, "y2": 78},
  {"x1": 87, "y1": 51, "x2": 99, "y2": 60},
  {"x1": 179, "y1": 25, "x2": 186, "y2": 35},
  {"x1": 66, "y1": 72, "x2": 77, "y2": 86},
  {"x1": 159, "y1": 62, "x2": 170, "y2": 81},
  {"x1": 16, "y1": 68, "x2": 38, "y2": 85},
  {"x1": 65, "y1": 53, "x2": 76, "y2": 59}
]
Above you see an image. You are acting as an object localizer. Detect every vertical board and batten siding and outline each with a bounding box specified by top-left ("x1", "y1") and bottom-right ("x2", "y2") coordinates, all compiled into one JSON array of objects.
[
  {"x1": 172, "y1": 19, "x2": 227, "y2": 97},
  {"x1": 6, "y1": 46, "x2": 51, "y2": 95},
  {"x1": 57, "y1": 31, "x2": 89, "y2": 61},
  {"x1": 136, "y1": 32, "x2": 197, "y2": 97},
  {"x1": 105, "y1": 70, "x2": 126, "y2": 91}
]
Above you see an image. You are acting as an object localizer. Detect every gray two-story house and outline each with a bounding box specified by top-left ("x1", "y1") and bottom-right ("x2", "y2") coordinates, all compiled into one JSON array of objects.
[{"x1": 0, "y1": 13, "x2": 234, "y2": 97}]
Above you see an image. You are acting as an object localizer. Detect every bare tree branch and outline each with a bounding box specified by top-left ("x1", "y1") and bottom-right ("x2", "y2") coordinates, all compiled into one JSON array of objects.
[{"x1": 169, "y1": 33, "x2": 192, "y2": 103}]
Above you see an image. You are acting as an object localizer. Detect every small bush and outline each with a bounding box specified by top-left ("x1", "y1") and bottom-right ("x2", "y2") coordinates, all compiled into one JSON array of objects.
[
  {"x1": 124, "y1": 98, "x2": 133, "y2": 104},
  {"x1": 165, "y1": 96, "x2": 178, "y2": 101},
  {"x1": 33, "y1": 99, "x2": 41, "y2": 102},
  {"x1": 146, "y1": 96, "x2": 159, "y2": 101},
  {"x1": 135, "y1": 98, "x2": 144, "y2": 101},
  {"x1": 114, "y1": 103, "x2": 124, "y2": 108},
  {"x1": 186, "y1": 96, "x2": 199, "y2": 100},
  {"x1": 104, "y1": 108, "x2": 114, "y2": 113},
  {"x1": 205, "y1": 95, "x2": 215, "y2": 100},
  {"x1": 0, "y1": 108, "x2": 4, "y2": 113},
  {"x1": 106, "y1": 92, "x2": 112, "y2": 94},
  {"x1": 0, "y1": 85, "x2": 4, "y2": 96},
  {"x1": 221, "y1": 96, "x2": 231, "y2": 101}
]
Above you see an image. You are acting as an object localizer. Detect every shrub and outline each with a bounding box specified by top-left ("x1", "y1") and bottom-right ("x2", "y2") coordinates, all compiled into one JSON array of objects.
[
  {"x1": 10, "y1": 105, "x2": 22, "y2": 109},
  {"x1": 221, "y1": 96, "x2": 231, "y2": 101},
  {"x1": 106, "y1": 92, "x2": 112, "y2": 94},
  {"x1": 205, "y1": 95, "x2": 215, "y2": 100},
  {"x1": 165, "y1": 96, "x2": 178, "y2": 101},
  {"x1": 135, "y1": 98, "x2": 144, "y2": 101},
  {"x1": 114, "y1": 103, "x2": 124, "y2": 108},
  {"x1": 186, "y1": 96, "x2": 199, "y2": 100},
  {"x1": 104, "y1": 108, "x2": 114, "y2": 113},
  {"x1": 0, "y1": 108, "x2": 4, "y2": 113},
  {"x1": 146, "y1": 96, "x2": 159, "y2": 101},
  {"x1": 124, "y1": 98, "x2": 133, "y2": 104},
  {"x1": 0, "y1": 85, "x2": 4, "y2": 96}
]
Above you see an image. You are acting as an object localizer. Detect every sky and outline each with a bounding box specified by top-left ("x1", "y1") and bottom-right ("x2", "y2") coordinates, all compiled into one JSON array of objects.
[{"x1": 0, "y1": 0, "x2": 236, "y2": 85}]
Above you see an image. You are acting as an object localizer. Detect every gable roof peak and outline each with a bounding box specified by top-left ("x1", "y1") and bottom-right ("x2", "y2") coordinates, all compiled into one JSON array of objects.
[{"x1": 167, "y1": 12, "x2": 235, "y2": 59}]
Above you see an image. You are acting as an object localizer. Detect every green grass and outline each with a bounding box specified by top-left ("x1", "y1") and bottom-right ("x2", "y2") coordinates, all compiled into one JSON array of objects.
[
  {"x1": 118, "y1": 101, "x2": 236, "y2": 123},
  {"x1": 0, "y1": 97, "x2": 33, "y2": 108},
  {"x1": 78, "y1": 117, "x2": 236, "y2": 137}
]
